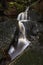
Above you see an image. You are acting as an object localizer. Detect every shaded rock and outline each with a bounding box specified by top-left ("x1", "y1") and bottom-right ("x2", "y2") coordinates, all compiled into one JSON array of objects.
[
  {"x1": 31, "y1": 0, "x2": 43, "y2": 14},
  {"x1": 0, "y1": 17, "x2": 18, "y2": 49},
  {"x1": 4, "y1": 7, "x2": 17, "y2": 17}
]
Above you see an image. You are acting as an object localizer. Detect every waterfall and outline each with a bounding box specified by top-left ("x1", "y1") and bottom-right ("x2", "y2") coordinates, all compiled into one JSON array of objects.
[
  {"x1": 8, "y1": 7, "x2": 31, "y2": 60},
  {"x1": 17, "y1": 6, "x2": 29, "y2": 21},
  {"x1": 17, "y1": 6, "x2": 31, "y2": 56},
  {"x1": 18, "y1": 21, "x2": 25, "y2": 38}
]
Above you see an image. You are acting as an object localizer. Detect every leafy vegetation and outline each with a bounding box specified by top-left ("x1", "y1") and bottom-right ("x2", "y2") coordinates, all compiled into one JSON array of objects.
[{"x1": 8, "y1": 2, "x2": 25, "y2": 13}]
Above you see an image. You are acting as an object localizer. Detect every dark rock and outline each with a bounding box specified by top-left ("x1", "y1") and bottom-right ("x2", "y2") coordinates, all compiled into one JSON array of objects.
[{"x1": 4, "y1": 7, "x2": 17, "y2": 17}]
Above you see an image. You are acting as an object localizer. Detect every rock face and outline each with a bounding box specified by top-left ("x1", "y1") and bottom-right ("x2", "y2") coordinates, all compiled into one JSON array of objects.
[
  {"x1": 32, "y1": 0, "x2": 43, "y2": 14},
  {"x1": 0, "y1": 17, "x2": 20, "y2": 65},
  {"x1": 0, "y1": 18, "x2": 18, "y2": 50},
  {"x1": 4, "y1": 7, "x2": 17, "y2": 17}
]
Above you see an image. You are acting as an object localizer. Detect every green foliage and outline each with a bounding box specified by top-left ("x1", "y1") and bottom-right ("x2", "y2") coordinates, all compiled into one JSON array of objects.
[
  {"x1": 8, "y1": 2, "x2": 15, "y2": 8},
  {"x1": 15, "y1": 0, "x2": 38, "y2": 5},
  {"x1": 8, "y1": 2, "x2": 25, "y2": 13}
]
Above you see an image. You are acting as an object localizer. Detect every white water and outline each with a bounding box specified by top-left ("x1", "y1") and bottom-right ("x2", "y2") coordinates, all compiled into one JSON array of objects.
[
  {"x1": 8, "y1": 7, "x2": 31, "y2": 60},
  {"x1": 17, "y1": 6, "x2": 29, "y2": 21}
]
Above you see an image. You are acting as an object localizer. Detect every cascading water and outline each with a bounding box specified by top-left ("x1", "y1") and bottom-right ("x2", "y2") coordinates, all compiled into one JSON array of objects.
[
  {"x1": 8, "y1": 7, "x2": 31, "y2": 60},
  {"x1": 17, "y1": 7, "x2": 30, "y2": 21},
  {"x1": 17, "y1": 6, "x2": 31, "y2": 57}
]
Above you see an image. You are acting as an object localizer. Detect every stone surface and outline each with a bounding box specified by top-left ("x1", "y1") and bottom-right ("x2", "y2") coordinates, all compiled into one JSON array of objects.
[{"x1": 0, "y1": 18, "x2": 17, "y2": 50}]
